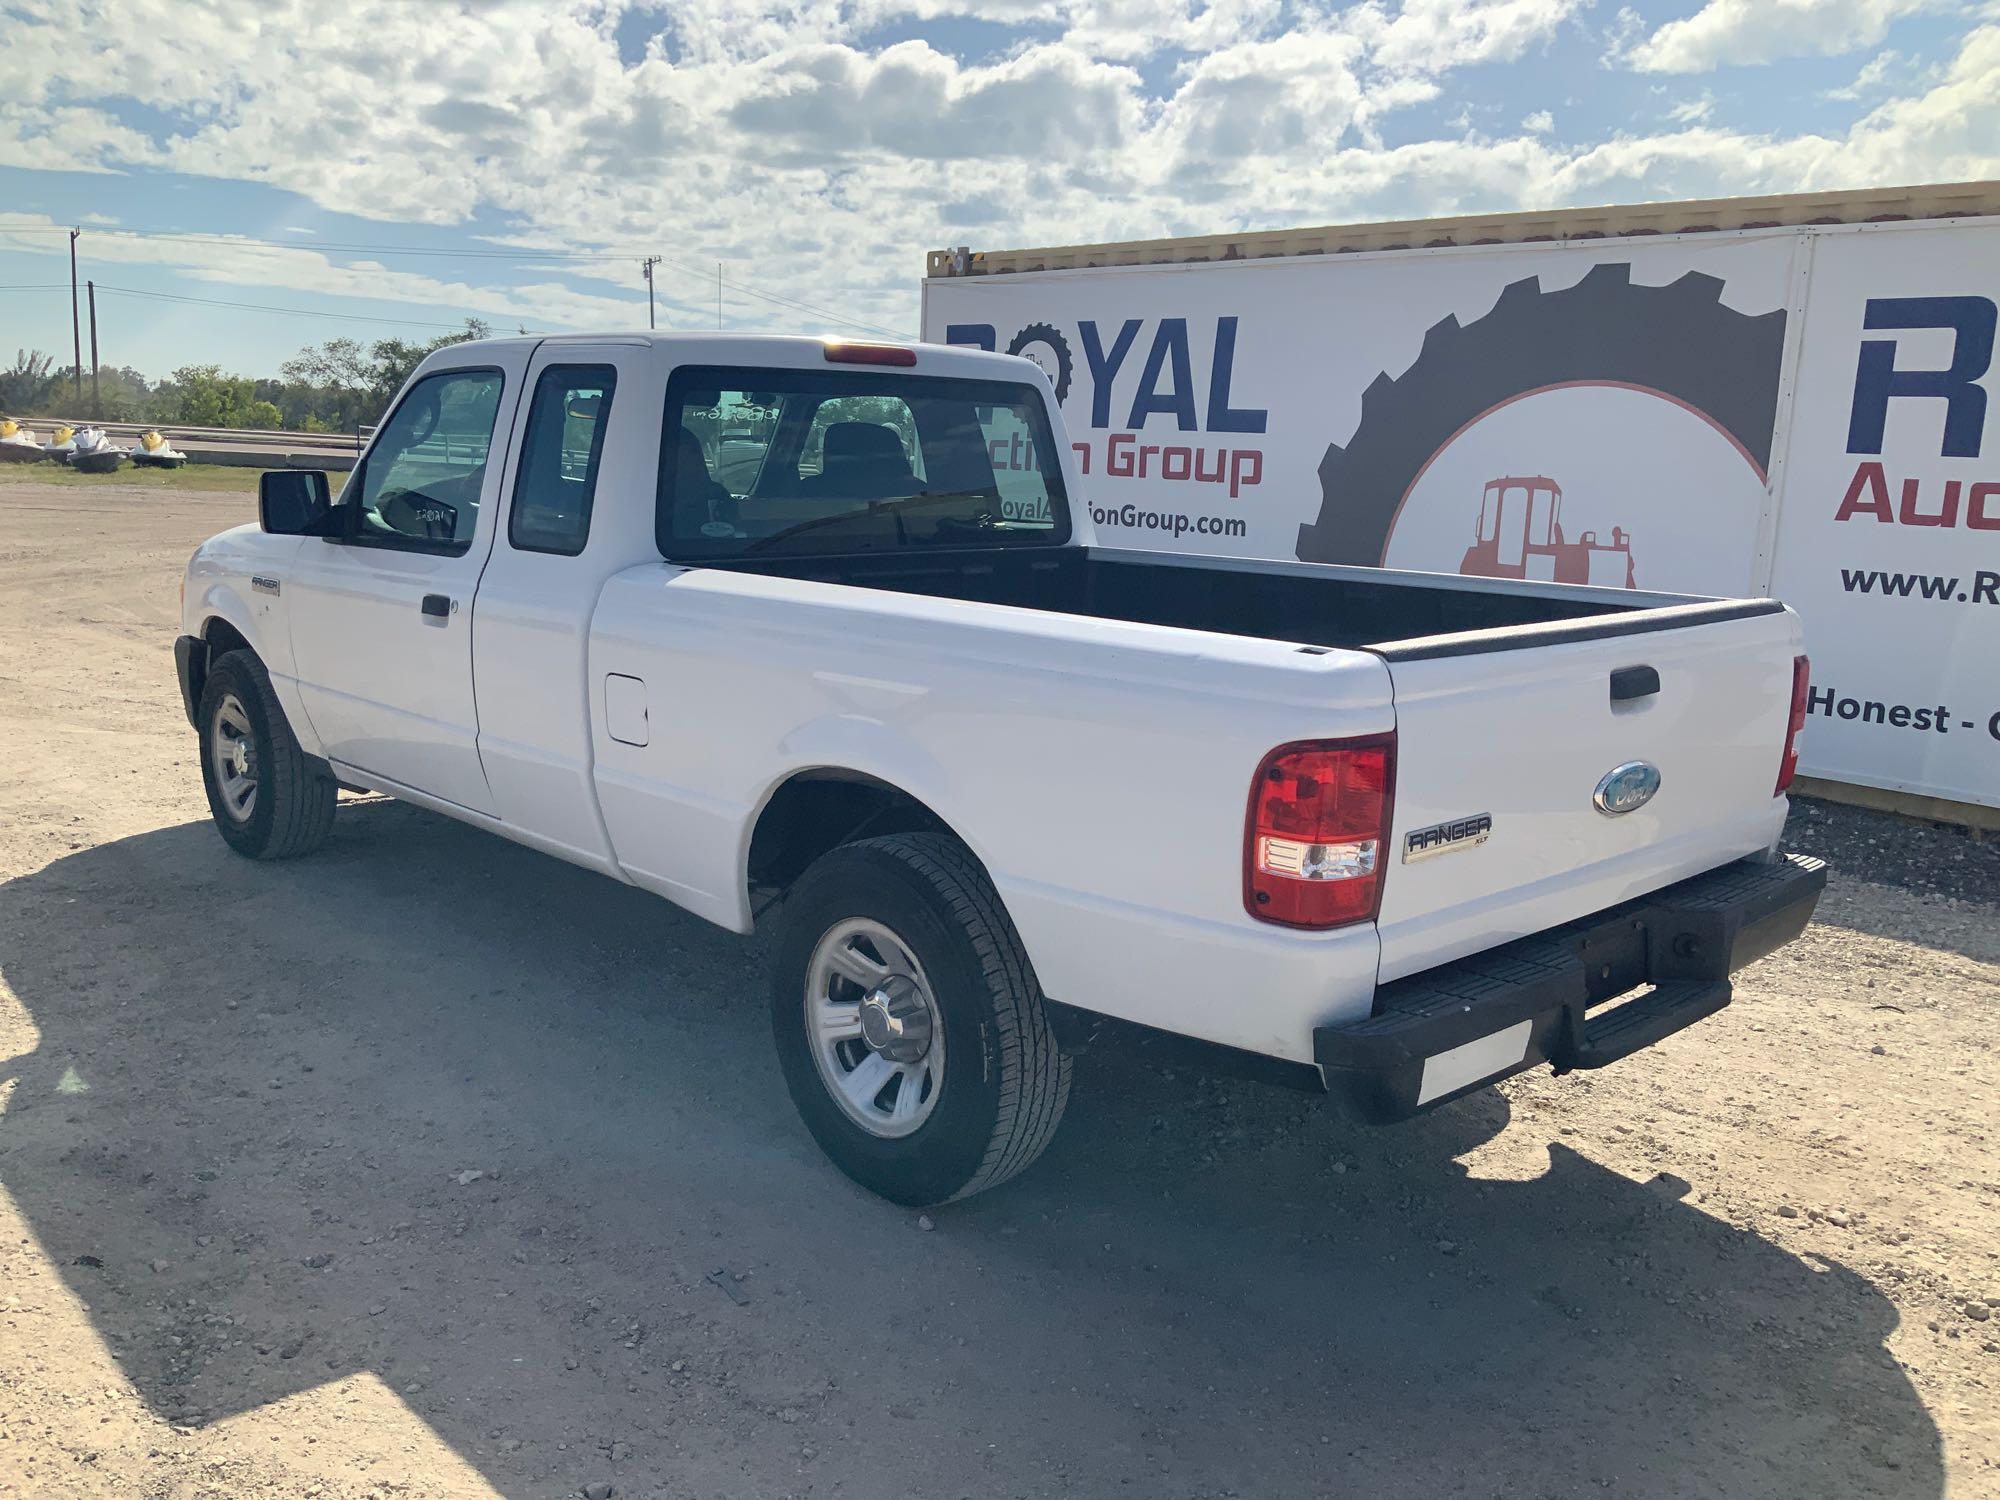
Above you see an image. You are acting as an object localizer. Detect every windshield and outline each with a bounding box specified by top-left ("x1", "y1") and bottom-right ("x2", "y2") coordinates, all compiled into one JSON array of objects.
[{"x1": 656, "y1": 365, "x2": 1071, "y2": 559}]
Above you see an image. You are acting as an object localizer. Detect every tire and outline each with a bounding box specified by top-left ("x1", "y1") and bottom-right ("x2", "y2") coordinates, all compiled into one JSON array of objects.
[
  {"x1": 196, "y1": 649, "x2": 337, "y2": 860},
  {"x1": 1006, "y1": 323, "x2": 1074, "y2": 404},
  {"x1": 1295, "y1": 261, "x2": 1790, "y2": 566},
  {"x1": 771, "y1": 833, "x2": 1072, "y2": 1206}
]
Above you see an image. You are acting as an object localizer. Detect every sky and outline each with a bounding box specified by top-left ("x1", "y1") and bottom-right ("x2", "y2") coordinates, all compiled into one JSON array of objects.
[{"x1": 1, "y1": 0, "x2": 1997, "y2": 383}]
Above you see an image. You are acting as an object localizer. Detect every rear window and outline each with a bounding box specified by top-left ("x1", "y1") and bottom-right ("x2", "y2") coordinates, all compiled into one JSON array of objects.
[{"x1": 656, "y1": 365, "x2": 1071, "y2": 559}]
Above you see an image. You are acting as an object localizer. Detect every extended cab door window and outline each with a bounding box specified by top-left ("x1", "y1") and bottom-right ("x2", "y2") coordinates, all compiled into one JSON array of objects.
[
  {"x1": 509, "y1": 365, "x2": 617, "y2": 556},
  {"x1": 350, "y1": 368, "x2": 505, "y2": 553},
  {"x1": 656, "y1": 366, "x2": 1070, "y2": 559}
]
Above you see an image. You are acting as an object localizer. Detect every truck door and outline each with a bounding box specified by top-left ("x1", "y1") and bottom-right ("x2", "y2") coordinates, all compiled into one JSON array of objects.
[
  {"x1": 469, "y1": 340, "x2": 654, "y2": 871},
  {"x1": 286, "y1": 354, "x2": 532, "y2": 813}
]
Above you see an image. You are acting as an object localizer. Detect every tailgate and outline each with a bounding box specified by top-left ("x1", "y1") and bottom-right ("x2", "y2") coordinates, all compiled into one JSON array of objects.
[{"x1": 1372, "y1": 601, "x2": 1800, "y2": 984}]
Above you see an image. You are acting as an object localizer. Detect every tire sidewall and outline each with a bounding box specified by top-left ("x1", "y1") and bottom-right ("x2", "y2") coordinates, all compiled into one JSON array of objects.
[
  {"x1": 772, "y1": 843, "x2": 1009, "y2": 1206},
  {"x1": 197, "y1": 654, "x2": 281, "y2": 858},
  {"x1": 1296, "y1": 267, "x2": 1788, "y2": 566}
]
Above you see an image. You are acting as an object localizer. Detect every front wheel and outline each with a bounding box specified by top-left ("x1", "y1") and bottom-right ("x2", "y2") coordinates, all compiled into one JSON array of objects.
[
  {"x1": 197, "y1": 649, "x2": 337, "y2": 860},
  {"x1": 771, "y1": 833, "x2": 1071, "y2": 1206}
]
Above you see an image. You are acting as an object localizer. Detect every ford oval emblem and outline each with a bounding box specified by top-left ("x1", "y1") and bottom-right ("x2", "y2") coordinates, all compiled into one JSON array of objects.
[{"x1": 1593, "y1": 761, "x2": 1661, "y2": 816}]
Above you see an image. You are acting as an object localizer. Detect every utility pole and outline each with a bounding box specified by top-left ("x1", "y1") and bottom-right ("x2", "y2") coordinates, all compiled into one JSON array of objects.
[
  {"x1": 68, "y1": 227, "x2": 83, "y2": 406},
  {"x1": 717, "y1": 262, "x2": 722, "y2": 330},
  {"x1": 641, "y1": 255, "x2": 661, "y2": 330},
  {"x1": 86, "y1": 280, "x2": 101, "y2": 419}
]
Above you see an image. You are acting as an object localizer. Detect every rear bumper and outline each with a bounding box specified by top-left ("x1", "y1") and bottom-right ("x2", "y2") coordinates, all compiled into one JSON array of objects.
[{"x1": 1315, "y1": 852, "x2": 1827, "y2": 1121}]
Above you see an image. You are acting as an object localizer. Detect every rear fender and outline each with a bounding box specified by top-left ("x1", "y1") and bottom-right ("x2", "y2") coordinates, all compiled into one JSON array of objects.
[{"x1": 746, "y1": 715, "x2": 1001, "y2": 911}]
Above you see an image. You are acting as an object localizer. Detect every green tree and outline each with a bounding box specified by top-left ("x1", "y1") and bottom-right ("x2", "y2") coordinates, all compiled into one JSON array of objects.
[
  {"x1": 277, "y1": 319, "x2": 489, "y2": 431},
  {"x1": 158, "y1": 364, "x2": 273, "y2": 428},
  {"x1": 48, "y1": 363, "x2": 156, "y2": 422},
  {"x1": 277, "y1": 336, "x2": 370, "y2": 430},
  {"x1": 0, "y1": 349, "x2": 56, "y2": 414},
  {"x1": 362, "y1": 319, "x2": 491, "y2": 415}
]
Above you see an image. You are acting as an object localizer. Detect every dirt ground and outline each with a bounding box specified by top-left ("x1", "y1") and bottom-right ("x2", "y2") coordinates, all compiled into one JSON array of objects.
[{"x1": 0, "y1": 478, "x2": 1995, "y2": 1500}]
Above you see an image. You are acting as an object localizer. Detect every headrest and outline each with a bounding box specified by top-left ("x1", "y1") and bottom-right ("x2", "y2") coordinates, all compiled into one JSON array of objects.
[{"x1": 822, "y1": 422, "x2": 905, "y2": 468}]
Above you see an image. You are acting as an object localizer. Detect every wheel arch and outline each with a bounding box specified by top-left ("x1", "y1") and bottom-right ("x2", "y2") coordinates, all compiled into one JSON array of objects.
[
  {"x1": 744, "y1": 766, "x2": 994, "y2": 921},
  {"x1": 190, "y1": 574, "x2": 263, "y2": 659},
  {"x1": 202, "y1": 614, "x2": 254, "y2": 661},
  {"x1": 180, "y1": 604, "x2": 259, "y2": 729}
]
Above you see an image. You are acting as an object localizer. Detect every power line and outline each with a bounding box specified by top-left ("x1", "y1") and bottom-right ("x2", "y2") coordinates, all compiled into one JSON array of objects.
[
  {"x1": 2, "y1": 220, "x2": 913, "y2": 338},
  {"x1": 647, "y1": 252, "x2": 906, "y2": 337},
  {"x1": 1, "y1": 222, "x2": 631, "y2": 260},
  {"x1": 92, "y1": 283, "x2": 497, "y2": 332}
]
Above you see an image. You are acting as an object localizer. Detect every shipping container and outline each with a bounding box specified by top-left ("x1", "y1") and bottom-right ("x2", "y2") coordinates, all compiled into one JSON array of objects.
[{"x1": 923, "y1": 182, "x2": 2000, "y2": 818}]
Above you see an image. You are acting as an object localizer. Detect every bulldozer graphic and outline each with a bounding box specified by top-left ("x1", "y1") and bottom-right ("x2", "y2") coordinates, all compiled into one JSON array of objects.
[{"x1": 1459, "y1": 475, "x2": 1637, "y2": 589}]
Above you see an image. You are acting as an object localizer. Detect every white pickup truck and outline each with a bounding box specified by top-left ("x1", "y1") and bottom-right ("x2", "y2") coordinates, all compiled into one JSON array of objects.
[{"x1": 176, "y1": 333, "x2": 1825, "y2": 1205}]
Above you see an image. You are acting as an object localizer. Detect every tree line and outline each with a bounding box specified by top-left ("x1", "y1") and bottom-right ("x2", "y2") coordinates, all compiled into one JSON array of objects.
[{"x1": 0, "y1": 320, "x2": 491, "y2": 432}]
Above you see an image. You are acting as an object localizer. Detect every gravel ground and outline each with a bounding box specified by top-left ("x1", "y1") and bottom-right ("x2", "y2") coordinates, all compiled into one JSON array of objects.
[{"x1": 0, "y1": 481, "x2": 1995, "y2": 1499}]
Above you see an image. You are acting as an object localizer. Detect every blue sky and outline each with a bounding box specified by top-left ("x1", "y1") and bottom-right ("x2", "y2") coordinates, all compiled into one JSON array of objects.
[{"x1": 1, "y1": 0, "x2": 1995, "y2": 384}]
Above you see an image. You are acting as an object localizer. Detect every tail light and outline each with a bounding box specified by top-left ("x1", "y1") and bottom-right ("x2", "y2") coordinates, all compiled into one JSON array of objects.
[
  {"x1": 1244, "y1": 735, "x2": 1396, "y2": 930},
  {"x1": 822, "y1": 341, "x2": 917, "y2": 366},
  {"x1": 1775, "y1": 655, "x2": 1810, "y2": 795}
]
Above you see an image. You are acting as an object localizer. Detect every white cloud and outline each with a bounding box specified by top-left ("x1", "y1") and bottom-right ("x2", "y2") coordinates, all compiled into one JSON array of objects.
[
  {"x1": 1824, "y1": 47, "x2": 1906, "y2": 96},
  {"x1": 0, "y1": 213, "x2": 654, "y2": 333},
  {"x1": 0, "y1": 0, "x2": 1993, "y2": 362},
  {"x1": 723, "y1": 41, "x2": 1144, "y2": 160},
  {"x1": 1354, "y1": 0, "x2": 1592, "y2": 73},
  {"x1": 1621, "y1": 0, "x2": 1939, "y2": 74}
]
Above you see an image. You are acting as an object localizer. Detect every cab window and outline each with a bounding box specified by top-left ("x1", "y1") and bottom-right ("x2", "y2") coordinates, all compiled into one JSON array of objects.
[
  {"x1": 657, "y1": 365, "x2": 1069, "y2": 559},
  {"x1": 351, "y1": 368, "x2": 504, "y2": 552},
  {"x1": 510, "y1": 365, "x2": 616, "y2": 555}
]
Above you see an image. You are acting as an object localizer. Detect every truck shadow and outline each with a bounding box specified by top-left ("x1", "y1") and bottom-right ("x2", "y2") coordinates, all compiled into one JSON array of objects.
[{"x1": 0, "y1": 801, "x2": 1941, "y2": 1498}]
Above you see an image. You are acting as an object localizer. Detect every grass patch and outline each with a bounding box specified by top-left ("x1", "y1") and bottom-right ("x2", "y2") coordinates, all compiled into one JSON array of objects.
[{"x1": 0, "y1": 461, "x2": 270, "y2": 494}]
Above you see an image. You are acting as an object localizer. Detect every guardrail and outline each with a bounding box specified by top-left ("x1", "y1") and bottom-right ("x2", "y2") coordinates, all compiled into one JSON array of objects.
[{"x1": 35, "y1": 418, "x2": 366, "y2": 452}]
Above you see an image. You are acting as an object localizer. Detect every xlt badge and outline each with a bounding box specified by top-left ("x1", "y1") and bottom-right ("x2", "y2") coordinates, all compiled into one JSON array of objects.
[{"x1": 1403, "y1": 813, "x2": 1492, "y2": 863}]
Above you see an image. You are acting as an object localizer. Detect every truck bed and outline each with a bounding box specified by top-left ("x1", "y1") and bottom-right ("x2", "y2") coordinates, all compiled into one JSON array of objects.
[
  {"x1": 670, "y1": 542, "x2": 1797, "y2": 993},
  {"x1": 707, "y1": 543, "x2": 1768, "y2": 654}
]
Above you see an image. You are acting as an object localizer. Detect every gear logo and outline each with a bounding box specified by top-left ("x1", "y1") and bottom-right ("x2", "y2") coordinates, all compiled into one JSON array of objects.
[
  {"x1": 1006, "y1": 323, "x2": 1074, "y2": 404},
  {"x1": 1296, "y1": 263, "x2": 1789, "y2": 567}
]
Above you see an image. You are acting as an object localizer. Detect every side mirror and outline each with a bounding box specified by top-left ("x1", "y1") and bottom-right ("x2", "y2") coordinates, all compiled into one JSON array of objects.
[{"x1": 259, "y1": 470, "x2": 332, "y2": 535}]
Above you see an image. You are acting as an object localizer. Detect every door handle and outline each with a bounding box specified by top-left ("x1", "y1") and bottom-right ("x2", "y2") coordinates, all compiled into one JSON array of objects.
[
  {"x1": 421, "y1": 594, "x2": 452, "y2": 619},
  {"x1": 1610, "y1": 665, "x2": 1660, "y2": 702}
]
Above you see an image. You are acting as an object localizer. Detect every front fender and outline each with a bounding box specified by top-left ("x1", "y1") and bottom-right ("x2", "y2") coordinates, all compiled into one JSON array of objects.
[{"x1": 185, "y1": 531, "x2": 318, "y2": 754}]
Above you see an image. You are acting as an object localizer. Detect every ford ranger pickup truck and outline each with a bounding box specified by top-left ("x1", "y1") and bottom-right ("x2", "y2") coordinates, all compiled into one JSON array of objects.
[{"x1": 175, "y1": 333, "x2": 1825, "y2": 1205}]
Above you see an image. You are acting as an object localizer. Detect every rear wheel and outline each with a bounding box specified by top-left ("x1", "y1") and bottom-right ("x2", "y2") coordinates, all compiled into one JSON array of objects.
[
  {"x1": 197, "y1": 649, "x2": 337, "y2": 860},
  {"x1": 771, "y1": 833, "x2": 1071, "y2": 1205}
]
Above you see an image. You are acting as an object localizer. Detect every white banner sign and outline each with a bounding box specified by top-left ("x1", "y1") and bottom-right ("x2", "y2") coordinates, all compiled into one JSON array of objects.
[
  {"x1": 1767, "y1": 224, "x2": 2000, "y2": 807},
  {"x1": 923, "y1": 219, "x2": 2000, "y2": 809}
]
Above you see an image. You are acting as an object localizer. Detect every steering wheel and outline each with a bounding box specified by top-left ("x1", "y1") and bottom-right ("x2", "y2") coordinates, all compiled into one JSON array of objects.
[{"x1": 378, "y1": 489, "x2": 457, "y2": 542}]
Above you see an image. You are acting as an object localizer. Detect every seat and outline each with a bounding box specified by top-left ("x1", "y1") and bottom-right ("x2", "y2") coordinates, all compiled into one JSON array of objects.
[
  {"x1": 670, "y1": 430, "x2": 736, "y2": 533},
  {"x1": 800, "y1": 422, "x2": 917, "y2": 502}
]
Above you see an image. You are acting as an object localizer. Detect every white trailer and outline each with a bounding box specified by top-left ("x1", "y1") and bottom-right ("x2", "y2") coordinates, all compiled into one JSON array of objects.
[{"x1": 922, "y1": 182, "x2": 2000, "y2": 820}]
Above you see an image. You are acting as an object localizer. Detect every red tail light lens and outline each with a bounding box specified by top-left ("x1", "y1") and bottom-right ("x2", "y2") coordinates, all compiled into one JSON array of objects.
[
  {"x1": 822, "y1": 341, "x2": 917, "y2": 366},
  {"x1": 1244, "y1": 735, "x2": 1396, "y2": 930},
  {"x1": 1776, "y1": 654, "x2": 1809, "y2": 795}
]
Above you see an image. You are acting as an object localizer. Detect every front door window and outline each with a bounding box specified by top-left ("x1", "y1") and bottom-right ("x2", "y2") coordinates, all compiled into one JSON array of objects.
[{"x1": 351, "y1": 368, "x2": 505, "y2": 552}]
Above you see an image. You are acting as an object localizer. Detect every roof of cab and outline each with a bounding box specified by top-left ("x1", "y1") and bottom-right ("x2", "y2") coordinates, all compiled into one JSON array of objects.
[{"x1": 421, "y1": 330, "x2": 1038, "y2": 380}]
